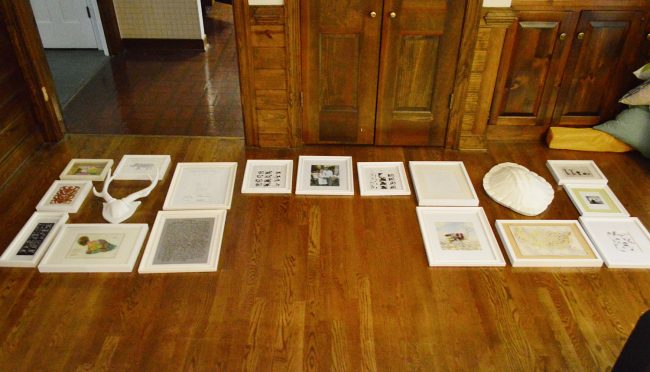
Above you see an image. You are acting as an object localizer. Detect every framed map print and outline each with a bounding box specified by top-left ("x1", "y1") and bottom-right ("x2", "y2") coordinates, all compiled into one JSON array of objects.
[
  {"x1": 409, "y1": 161, "x2": 479, "y2": 206},
  {"x1": 36, "y1": 180, "x2": 92, "y2": 213},
  {"x1": 163, "y1": 162, "x2": 237, "y2": 210},
  {"x1": 564, "y1": 184, "x2": 629, "y2": 217},
  {"x1": 113, "y1": 155, "x2": 171, "y2": 180},
  {"x1": 580, "y1": 217, "x2": 650, "y2": 268},
  {"x1": 0, "y1": 212, "x2": 68, "y2": 268},
  {"x1": 295, "y1": 156, "x2": 354, "y2": 195},
  {"x1": 59, "y1": 158, "x2": 113, "y2": 181},
  {"x1": 241, "y1": 159, "x2": 293, "y2": 194},
  {"x1": 357, "y1": 162, "x2": 411, "y2": 196},
  {"x1": 546, "y1": 160, "x2": 607, "y2": 186}
]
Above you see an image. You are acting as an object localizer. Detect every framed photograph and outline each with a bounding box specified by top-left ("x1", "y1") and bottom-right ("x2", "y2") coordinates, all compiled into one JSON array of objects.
[
  {"x1": 36, "y1": 180, "x2": 92, "y2": 213},
  {"x1": 416, "y1": 207, "x2": 505, "y2": 267},
  {"x1": 0, "y1": 212, "x2": 68, "y2": 268},
  {"x1": 241, "y1": 159, "x2": 293, "y2": 194},
  {"x1": 546, "y1": 160, "x2": 607, "y2": 185},
  {"x1": 564, "y1": 184, "x2": 629, "y2": 217},
  {"x1": 357, "y1": 162, "x2": 411, "y2": 196},
  {"x1": 138, "y1": 210, "x2": 227, "y2": 273},
  {"x1": 580, "y1": 217, "x2": 650, "y2": 268},
  {"x1": 38, "y1": 223, "x2": 149, "y2": 272},
  {"x1": 113, "y1": 154, "x2": 171, "y2": 180},
  {"x1": 295, "y1": 156, "x2": 354, "y2": 195},
  {"x1": 59, "y1": 158, "x2": 113, "y2": 181},
  {"x1": 409, "y1": 161, "x2": 479, "y2": 206},
  {"x1": 163, "y1": 162, "x2": 237, "y2": 210},
  {"x1": 496, "y1": 220, "x2": 603, "y2": 267}
]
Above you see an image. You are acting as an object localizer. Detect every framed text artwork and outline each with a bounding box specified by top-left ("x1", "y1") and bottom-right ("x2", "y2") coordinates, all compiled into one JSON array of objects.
[
  {"x1": 163, "y1": 162, "x2": 237, "y2": 210},
  {"x1": 357, "y1": 162, "x2": 411, "y2": 196},
  {"x1": 241, "y1": 159, "x2": 293, "y2": 194},
  {"x1": 0, "y1": 212, "x2": 68, "y2": 268},
  {"x1": 580, "y1": 217, "x2": 650, "y2": 268},
  {"x1": 546, "y1": 160, "x2": 607, "y2": 186}
]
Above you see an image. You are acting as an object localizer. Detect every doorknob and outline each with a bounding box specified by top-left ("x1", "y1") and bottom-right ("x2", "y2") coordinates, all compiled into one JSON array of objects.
[
  {"x1": 389, "y1": 11, "x2": 397, "y2": 18},
  {"x1": 369, "y1": 11, "x2": 377, "y2": 18},
  {"x1": 577, "y1": 32, "x2": 585, "y2": 40}
]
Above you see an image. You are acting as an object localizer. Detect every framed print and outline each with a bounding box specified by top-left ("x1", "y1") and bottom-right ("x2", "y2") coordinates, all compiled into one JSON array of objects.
[
  {"x1": 0, "y1": 212, "x2": 68, "y2": 268},
  {"x1": 546, "y1": 160, "x2": 607, "y2": 185},
  {"x1": 113, "y1": 155, "x2": 171, "y2": 180},
  {"x1": 163, "y1": 162, "x2": 237, "y2": 210},
  {"x1": 357, "y1": 162, "x2": 411, "y2": 196},
  {"x1": 409, "y1": 161, "x2": 479, "y2": 206},
  {"x1": 36, "y1": 180, "x2": 92, "y2": 213},
  {"x1": 580, "y1": 217, "x2": 650, "y2": 268},
  {"x1": 138, "y1": 210, "x2": 227, "y2": 273},
  {"x1": 564, "y1": 184, "x2": 629, "y2": 217},
  {"x1": 295, "y1": 156, "x2": 354, "y2": 195},
  {"x1": 416, "y1": 207, "x2": 505, "y2": 267},
  {"x1": 496, "y1": 220, "x2": 603, "y2": 267},
  {"x1": 38, "y1": 223, "x2": 149, "y2": 272},
  {"x1": 241, "y1": 159, "x2": 293, "y2": 194},
  {"x1": 59, "y1": 158, "x2": 113, "y2": 181}
]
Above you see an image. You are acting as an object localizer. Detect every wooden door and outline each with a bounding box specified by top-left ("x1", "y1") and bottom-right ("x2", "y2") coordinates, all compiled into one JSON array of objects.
[
  {"x1": 490, "y1": 11, "x2": 578, "y2": 127},
  {"x1": 375, "y1": 0, "x2": 466, "y2": 146},
  {"x1": 301, "y1": 0, "x2": 384, "y2": 144},
  {"x1": 553, "y1": 11, "x2": 644, "y2": 126},
  {"x1": 29, "y1": 0, "x2": 97, "y2": 48}
]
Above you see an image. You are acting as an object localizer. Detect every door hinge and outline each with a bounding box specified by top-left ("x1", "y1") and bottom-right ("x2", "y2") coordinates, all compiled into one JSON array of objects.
[
  {"x1": 448, "y1": 93, "x2": 454, "y2": 110},
  {"x1": 86, "y1": 6, "x2": 91, "y2": 18}
]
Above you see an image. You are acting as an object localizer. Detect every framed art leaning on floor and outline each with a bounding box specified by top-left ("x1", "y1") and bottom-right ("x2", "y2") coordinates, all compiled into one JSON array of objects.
[
  {"x1": 0, "y1": 212, "x2": 68, "y2": 268},
  {"x1": 295, "y1": 156, "x2": 354, "y2": 195}
]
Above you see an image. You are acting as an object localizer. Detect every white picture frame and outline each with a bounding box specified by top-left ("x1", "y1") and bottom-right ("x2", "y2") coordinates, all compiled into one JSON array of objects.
[
  {"x1": 0, "y1": 212, "x2": 68, "y2": 268},
  {"x1": 564, "y1": 184, "x2": 629, "y2": 217},
  {"x1": 38, "y1": 223, "x2": 149, "y2": 272},
  {"x1": 295, "y1": 156, "x2": 354, "y2": 195},
  {"x1": 138, "y1": 210, "x2": 227, "y2": 273},
  {"x1": 163, "y1": 162, "x2": 237, "y2": 210},
  {"x1": 36, "y1": 180, "x2": 92, "y2": 213},
  {"x1": 409, "y1": 161, "x2": 479, "y2": 206},
  {"x1": 357, "y1": 162, "x2": 411, "y2": 196},
  {"x1": 416, "y1": 207, "x2": 506, "y2": 267},
  {"x1": 496, "y1": 220, "x2": 603, "y2": 267},
  {"x1": 579, "y1": 217, "x2": 650, "y2": 269},
  {"x1": 241, "y1": 159, "x2": 293, "y2": 194},
  {"x1": 113, "y1": 154, "x2": 171, "y2": 180},
  {"x1": 59, "y1": 158, "x2": 113, "y2": 181},
  {"x1": 546, "y1": 160, "x2": 607, "y2": 186}
]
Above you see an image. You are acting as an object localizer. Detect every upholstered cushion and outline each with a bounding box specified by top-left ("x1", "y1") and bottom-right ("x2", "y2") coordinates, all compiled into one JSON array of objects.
[
  {"x1": 634, "y1": 63, "x2": 650, "y2": 80},
  {"x1": 594, "y1": 107, "x2": 650, "y2": 158},
  {"x1": 620, "y1": 80, "x2": 650, "y2": 105},
  {"x1": 545, "y1": 127, "x2": 633, "y2": 153}
]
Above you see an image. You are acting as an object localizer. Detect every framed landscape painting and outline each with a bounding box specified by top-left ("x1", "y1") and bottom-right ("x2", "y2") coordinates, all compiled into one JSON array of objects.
[
  {"x1": 113, "y1": 154, "x2": 171, "y2": 180},
  {"x1": 59, "y1": 158, "x2": 113, "y2": 181},
  {"x1": 241, "y1": 159, "x2": 293, "y2": 194},
  {"x1": 163, "y1": 162, "x2": 237, "y2": 210},
  {"x1": 409, "y1": 161, "x2": 479, "y2": 206},
  {"x1": 36, "y1": 180, "x2": 92, "y2": 213},
  {"x1": 580, "y1": 217, "x2": 650, "y2": 268},
  {"x1": 564, "y1": 184, "x2": 629, "y2": 217},
  {"x1": 0, "y1": 212, "x2": 68, "y2": 268},
  {"x1": 357, "y1": 162, "x2": 411, "y2": 196},
  {"x1": 546, "y1": 160, "x2": 607, "y2": 185},
  {"x1": 295, "y1": 156, "x2": 354, "y2": 195},
  {"x1": 38, "y1": 223, "x2": 149, "y2": 272}
]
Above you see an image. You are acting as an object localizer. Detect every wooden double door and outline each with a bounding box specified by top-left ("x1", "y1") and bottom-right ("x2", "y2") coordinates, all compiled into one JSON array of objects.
[{"x1": 301, "y1": 0, "x2": 466, "y2": 145}]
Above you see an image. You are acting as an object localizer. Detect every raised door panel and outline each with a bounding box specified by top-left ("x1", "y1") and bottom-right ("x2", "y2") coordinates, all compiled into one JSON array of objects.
[
  {"x1": 302, "y1": 0, "x2": 383, "y2": 144},
  {"x1": 375, "y1": 0, "x2": 466, "y2": 146}
]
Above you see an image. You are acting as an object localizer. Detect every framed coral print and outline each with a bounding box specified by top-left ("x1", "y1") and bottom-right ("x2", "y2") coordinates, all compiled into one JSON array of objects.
[
  {"x1": 295, "y1": 156, "x2": 354, "y2": 195},
  {"x1": 113, "y1": 155, "x2": 171, "y2": 180},
  {"x1": 496, "y1": 220, "x2": 603, "y2": 267},
  {"x1": 0, "y1": 212, "x2": 68, "y2": 268},
  {"x1": 138, "y1": 210, "x2": 227, "y2": 273},
  {"x1": 241, "y1": 159, "x2": 293, "y2": 194},
  {"x1": 409, "y1": 161, "x2": 479, "y2": 206},
  {"x1": 580, "y1": 217, "x2": 650, "y2": 268},
  {"x1": 59, "y1": 158, "x2": 113, "y2": 181},
  {"x1": 416, "y1": 207, "x2": 506, "y2": 267},
  {"x1": 36, "y1": 180, "x2": 92, "y2": 213},
  {"x1": 564, "y1": 184, "x2": 629, "y2": 217},
  {"x1": 38, "y1": 223, "x2": 149, "y2": 272},
  {"x1": 163, "y1": 162, "x2": 237, "y2": 210},
  {"x1": 357, "y1": 162, "x2": 411, "y2": 196},
  {"x1": 546, "y1": 160, "x2": 607, "y2": 186}
]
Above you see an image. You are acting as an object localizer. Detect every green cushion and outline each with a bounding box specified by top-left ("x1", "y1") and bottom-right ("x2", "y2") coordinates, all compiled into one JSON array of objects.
[
  {"x1": 620, "y1": 80, "x2": 650, "y2": 105},
  {"x1": 635, "y1": 63, "x2": 650, "y2": 80},
  {"x1": 594, "y1": 107, "x2": 650, "y2": 158}
]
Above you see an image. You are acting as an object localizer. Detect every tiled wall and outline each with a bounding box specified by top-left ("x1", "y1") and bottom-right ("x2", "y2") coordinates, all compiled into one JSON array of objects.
[{"x1": 113, "y1": 0, "x2": 203, "y2": 39}]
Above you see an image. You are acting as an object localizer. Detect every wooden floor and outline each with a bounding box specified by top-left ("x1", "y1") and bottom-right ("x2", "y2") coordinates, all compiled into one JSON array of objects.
[{"x1": 0, "y1": 135, "x2": 649, "y2": 370}]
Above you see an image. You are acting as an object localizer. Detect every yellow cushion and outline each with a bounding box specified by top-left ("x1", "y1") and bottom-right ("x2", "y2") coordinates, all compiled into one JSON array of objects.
[{"x1": 545, "y1": 127, "x2": 633, "y2": 152}]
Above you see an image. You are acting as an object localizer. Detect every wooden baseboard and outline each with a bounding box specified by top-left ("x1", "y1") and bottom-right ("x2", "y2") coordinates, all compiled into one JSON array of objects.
[{"x1": 122, "y1": 37, "x2": 207, "y2": 51}]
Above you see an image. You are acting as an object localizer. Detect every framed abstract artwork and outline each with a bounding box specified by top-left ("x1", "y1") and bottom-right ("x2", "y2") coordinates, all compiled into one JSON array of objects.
[
  {"x1": 357, "y1": 162, "x2": 411, "y2": 196},
  {"x1": 163, "y1": 162, "x2": 237, "y2": 210},
  {"x1": 416, "y1": 207, "x2": 506, "y2": 267},
  {"x1": 59, "y1": 158, "x2": 113, "y2": 181},
  {"x1": 496, "y1": 220, "x2": 603, "y2": 267},
  {"x1": 295, "y1": 156, "x2": 354, "y2": 195},
  {"x1": 0, "y1": 212, "x2": 68, "y2": 268},
  {"x1": 580, "y1": 217, "x2": 650, "y2": 268},
  {"x1": 113, "y1": 155, "x2": 171, "y2": 180},
  {"x1": 36, "y1": 180, "x2": 92, "y2": 213},
  {"x1": 38, "y1": 223, "x2": 149, "y2": 272},
  {"x1": 138, "y1": 210, "x2": 227, "y2": 273},
  {"x1": 241, "y1": 159, "x2": 293, "y2": 194},
  {"x1": 564, "y1": 184, "x2": 629, "y2": 217},
  {"x1": 546, "y1": 160, "x2": 607, "y2": 186},
  {"x1": 409, "y1": 161, "x2": 479, "y2": 206}
]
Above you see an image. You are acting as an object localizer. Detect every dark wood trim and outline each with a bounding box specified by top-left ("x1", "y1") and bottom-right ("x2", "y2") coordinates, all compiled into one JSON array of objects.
[
  {"x1": 96, "y1": 0, "x2": 122, "y2": 55},
  {"x1": 122, "y1": 38, "x2": 207, "y2": 51},
  {"x1": 234, "y1": 0, "x2": 258, "y2": 146},
  {"x1": 285, "y1": 0, "x2": 301, "y2": 147}
]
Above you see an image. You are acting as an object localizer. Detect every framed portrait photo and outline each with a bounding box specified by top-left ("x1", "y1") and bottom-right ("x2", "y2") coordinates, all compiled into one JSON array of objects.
[
  {"x1": 113, "y1": 154, "x2": 171, "y2": 180},
  {"x1": 0, "y1": 212, "x2": 68, "y2": 268},
  {"x1": 295, "y1": 156, "x2": 354, "y2": 195},
  {"x1": 496, "y1": 220, "x2": 603, "y2": 267},
  {"x1": 38, "y1": 223, "x2": 149, "y2": 273},
  {"x1": 580, "y1": 217, "x2": 650, "y2": 269},
  {"x1": 357, "y1": 162, "x2": 411, "y2": 196},
  {"x1": 138, "y1": 210, "x2": 227, "y2": 273},
  {"x1": 163, "y1": 162, "x2": 237, "y2": 210},
  {"x1": 409, "y1": 161, "x2": 479, "y2": 206},
  {"x1": 546, "y1": 160, "x2": 607, "y2": 186},
  {"x1": 241, "y1": 159, "x2": 293, "y2": 194},
  {"x1": 36, "y1": 180, "x2": 92, "y2": 213},
  {"x1": 416, "y1": 207, "x2": 505, "y2": 267},
  {"x1": 564, "y1": 184, "x2": 629, "y2": 217},
  {"x1": 59, "y1": 158, "x2": 113, "y2": 181}
]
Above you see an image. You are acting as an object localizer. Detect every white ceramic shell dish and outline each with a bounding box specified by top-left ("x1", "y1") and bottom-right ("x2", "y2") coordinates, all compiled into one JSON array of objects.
[{"x1": 483, "y1": 162, "x2": 554, "y2": 216}]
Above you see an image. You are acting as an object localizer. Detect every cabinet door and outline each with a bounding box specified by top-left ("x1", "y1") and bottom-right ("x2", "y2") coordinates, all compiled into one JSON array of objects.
[
  {"x1": 490, "y1": 11, "x2": 578, "y2": 127},
  {"x1": 553, "y1": 11, "x2": 644, "y2": 126},
  {"x1": 375, "y1": 0, "x2": 466, "y2": 146},
  {"x1": 301, "y1": 0, "x2": 384, "y2": 144}
]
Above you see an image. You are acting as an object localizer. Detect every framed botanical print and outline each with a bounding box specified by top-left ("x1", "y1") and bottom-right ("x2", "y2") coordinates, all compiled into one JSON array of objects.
[
  {"x1": 357, "y1": 162, "x2": 411, "y2": 196},
  {"x1": 59, "y1": 158, "x2": 113, "y2": 181},
  {"x1": 564, "y1": 184, "x2": 629, "y2": 217},
  {"x1": 0, "y1": 212, "x2": 68, "y2": 268},
  {"x1": 496, "y1": 220, "x2": 603, "y2": 267},
  {"x1": 163, "y1": 162, "x2": 237, "y2": 210},
  {"x1": 546, "y1": 160, "x2": 607, "y2": 185},
  {"x1": 38, "y1": 223, "x2": 149, "y2": 272},
  {"x1": 295, "y1": 156, "x2": 354, "y2": 195},
  {"x1": 36, "y1": 180, "x2": 92, "y2": 213},
  {"x1": 409, "y1": 161, "x2": 479, "y2": 206},
  {"x1": 113, "y1": 155, "x2": 171, "y2": 180},
  {"x1": 241, "y1": 159, "x2": 293, "y2": 194},
  {"x1": 580, "y1": 217, "x2": 650, "y2": 268}
]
